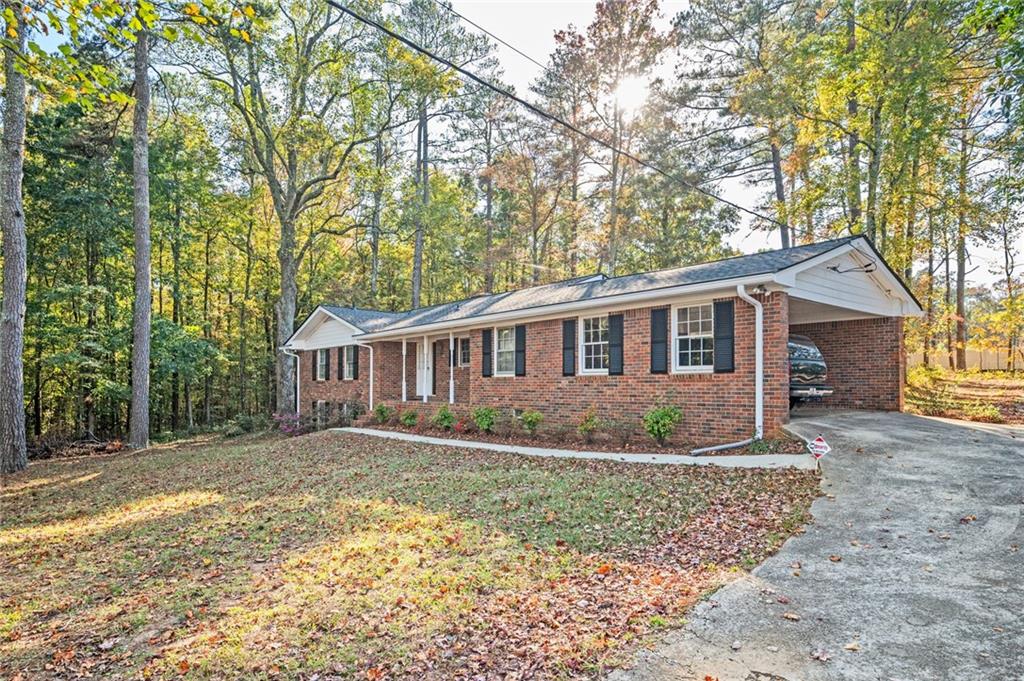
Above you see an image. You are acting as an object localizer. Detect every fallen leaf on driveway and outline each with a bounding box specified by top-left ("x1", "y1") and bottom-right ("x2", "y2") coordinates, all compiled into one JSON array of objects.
[
  {"x1": 811, "y1": 648, "x2": 830, "y2": 662},
  {"x1": 782, "y1": 612, "x2": 801, "y2": 621},
  {"x1": 844, "y1": 641, "x2": 860, "y2": 651},
  {"x1": 959, "y1": 515, "x2": 976, "y2": 524},
  {"x1": 829, "y1": 554, "x2": 842, "y2": 562}
]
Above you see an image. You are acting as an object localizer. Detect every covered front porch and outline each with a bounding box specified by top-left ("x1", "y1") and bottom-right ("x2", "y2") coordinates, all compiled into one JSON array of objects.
[{"x1": 376, "y1": 331, "x2": 472, "y2": 406}]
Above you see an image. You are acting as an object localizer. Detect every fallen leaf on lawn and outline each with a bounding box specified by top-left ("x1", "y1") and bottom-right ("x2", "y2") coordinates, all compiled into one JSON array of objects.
[
  {"x1": 596, "y1": 563, "x2": 612, "y2": 575},
  {"x1": 177, "y1": 659, "x2": 191, "y2": 674}
]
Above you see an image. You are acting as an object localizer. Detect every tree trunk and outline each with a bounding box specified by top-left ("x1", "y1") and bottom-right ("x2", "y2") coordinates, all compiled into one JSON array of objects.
[
  {"x1": 955, "y1": 111, "x2": 968, "y2": 371},
  {"x1": 170, "y1": 201, "x2": 182, "y2": 432},
  {"x1": 605, "y1": 106, "x2": 622, "y2": 275},
  {"x1": 370, "y1": 137, "x2": 383, "y2": 300},
  {"x1": 411, "y1": 105, "x2": 428, "y2": 308},
  {"x1": 770, "y1": 138, "x2": 790, "y2": 248},
  {"x1": 275, "y1": 220, "x2": 298, "y2": 415},
  {"x1": 923, "y1": 211, "x2": 934, "y2": 367},
  {"x1": 845, "y1": 2, "x2": 862, "y2": 230},
  {"x1": 129, "y1": 27, "x2": 152, "y2": 450},
  {"x1": 203, "y1": 227, "x2": 213, "y2": 425},
  {"x1": 483, "y1": 120, "x2": 495, "y2": 293},
  {"x1": 865, "y1": 102, "x2": 883, "y2": 242},
  {"x1": 0, "y1": 4, "x2": 28, "y2": 473}
]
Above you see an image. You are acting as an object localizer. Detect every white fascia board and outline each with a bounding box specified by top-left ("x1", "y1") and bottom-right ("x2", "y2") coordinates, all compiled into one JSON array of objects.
[
  {"x1": 284, "y1": 306, "x2": 364, "y2": 350},
  {"x1": 355, "y1": 273, "x2": 778, "y2": 341}
]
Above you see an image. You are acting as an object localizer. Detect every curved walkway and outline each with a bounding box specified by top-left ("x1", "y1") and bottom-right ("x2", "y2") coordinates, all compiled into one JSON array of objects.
[{"x1": 336, "y1": 427, "x2": 817, "y2": 469}]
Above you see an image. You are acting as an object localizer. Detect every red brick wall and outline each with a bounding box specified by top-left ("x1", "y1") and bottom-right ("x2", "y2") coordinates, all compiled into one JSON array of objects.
[
  {"x1": 299, "y1": 293, "x2": 792, "y2": 443},
  {"x1": 299, "y1": 346, "x2": 372, "y2": 412},
  {"x1": 451, "y1": 293, "x2": 789, "y2": 442},
  {"x1": 789, "y1": 316, "x2": 904, "y2": 411}
]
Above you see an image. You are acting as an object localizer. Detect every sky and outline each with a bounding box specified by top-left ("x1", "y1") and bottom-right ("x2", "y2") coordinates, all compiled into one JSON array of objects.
[{"x1": 448, "y1": 0, "x2": 1008, "y2": 289}]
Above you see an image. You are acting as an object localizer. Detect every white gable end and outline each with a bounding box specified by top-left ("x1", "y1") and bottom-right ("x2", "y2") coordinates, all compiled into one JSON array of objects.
[
  {"x1": 787, "y1": 248, "x2": 912, "y2": 318},
  {"x1": 286, "y1": 308, "x2": 360, "y2": 350}
]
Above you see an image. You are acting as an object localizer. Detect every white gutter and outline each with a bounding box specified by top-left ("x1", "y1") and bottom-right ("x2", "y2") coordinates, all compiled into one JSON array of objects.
[
  {"x1": 352, "y1": 342, "x2": 375, "y2": 409},
  {"x1": 691, "y1": 284, "x2": 764, "y2": 455},
  {"x1": 736, "y1": 283, "x2": 764, "y2": 439},
  {"x1": 280, "y1": 347, "x2": 301, "y2": 414}
]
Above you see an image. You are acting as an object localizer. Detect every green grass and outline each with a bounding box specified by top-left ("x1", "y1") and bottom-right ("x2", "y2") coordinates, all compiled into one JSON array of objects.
[{"x1": 1, "y1": 431, "x2": 818, "y2": 679}]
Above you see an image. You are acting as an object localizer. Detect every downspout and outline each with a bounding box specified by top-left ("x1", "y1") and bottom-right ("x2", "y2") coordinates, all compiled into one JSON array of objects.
[
  {"x1": 353, "y1": 342, "x2": 374, "y2": 410},
  {"x1": 690, "y1": 284, "x2": 764, "y2": 455},
  {"x1": 280, "y1": 347, "x2": 300, "y2": 414}
]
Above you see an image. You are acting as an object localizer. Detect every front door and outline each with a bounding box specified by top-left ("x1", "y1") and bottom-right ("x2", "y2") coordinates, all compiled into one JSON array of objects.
[{"x1": 416, "y1": 341, "x2": 434, "y2": 396}]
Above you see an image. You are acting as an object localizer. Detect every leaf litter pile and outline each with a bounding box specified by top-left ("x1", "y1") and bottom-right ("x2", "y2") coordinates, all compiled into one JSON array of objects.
[{"x1": 1, "y1": 431, "x2": 819, "y2": 679}]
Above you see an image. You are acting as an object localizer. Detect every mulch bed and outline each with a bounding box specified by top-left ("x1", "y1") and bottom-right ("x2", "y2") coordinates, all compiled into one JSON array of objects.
[{"x1": 355, "y1": 422, "x2": 807, "y2": 457}]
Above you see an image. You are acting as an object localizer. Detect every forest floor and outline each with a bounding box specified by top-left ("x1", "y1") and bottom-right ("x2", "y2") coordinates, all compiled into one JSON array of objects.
[
  {"x1": 1, "y1": 431, "x2": 818, "y2": 680},
  {"x1": 905, "y1": 367, "x2": 1024, "y2": 424}
]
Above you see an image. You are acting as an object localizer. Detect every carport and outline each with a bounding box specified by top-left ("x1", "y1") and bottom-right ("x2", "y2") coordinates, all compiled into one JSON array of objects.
[{"x1": 779, "y1": 238, "x2": 920, "y2": 412}]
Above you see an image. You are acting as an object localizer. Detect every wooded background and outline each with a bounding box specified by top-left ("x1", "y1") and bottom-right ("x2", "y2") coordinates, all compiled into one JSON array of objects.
[{"x1": 4, "y1": 0, "x2": 1022, "y2": 447}]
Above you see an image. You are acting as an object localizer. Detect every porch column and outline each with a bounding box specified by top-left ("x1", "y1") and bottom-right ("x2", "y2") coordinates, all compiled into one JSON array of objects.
[
  {"x1": 422, "y1": 334, "x2": 428, "y2": 403},
  {"x1": 401, "y1": 338, "x2": 407, "y2": 402},
  {"x1": 448, "y1": 331, "x2": 455, "y2": 404}
]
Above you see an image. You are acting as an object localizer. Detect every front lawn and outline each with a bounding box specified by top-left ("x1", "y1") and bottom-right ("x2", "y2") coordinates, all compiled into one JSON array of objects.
[
  {"x1": 906, "y1": 366, "x2": 1024, "y2": 424},
  {"x1": 1, "y1": 432, "x2": 818, "y2": 679}
]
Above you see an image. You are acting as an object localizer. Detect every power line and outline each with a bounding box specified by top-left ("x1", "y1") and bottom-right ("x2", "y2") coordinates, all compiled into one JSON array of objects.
[
  {"x1": 427, "y1": 0, "x2": 552, "y2": 76},
  {"x1": 327, "y1": 0, "x2": 785, "y2": 228}
]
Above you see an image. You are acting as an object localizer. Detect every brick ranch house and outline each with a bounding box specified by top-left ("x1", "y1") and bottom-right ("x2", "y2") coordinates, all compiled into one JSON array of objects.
[{"x1": 283, "y1": 236, "x2": 922, "y2": 444}]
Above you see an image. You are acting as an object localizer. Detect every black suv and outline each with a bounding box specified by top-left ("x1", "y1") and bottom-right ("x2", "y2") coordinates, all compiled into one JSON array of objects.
[{"x1": 788, "y1": 334, "x2": 834, "y2": 408}]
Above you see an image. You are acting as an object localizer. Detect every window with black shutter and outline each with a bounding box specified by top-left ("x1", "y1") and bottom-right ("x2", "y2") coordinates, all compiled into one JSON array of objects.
[
  {"x1": 608, "y1": 314, "x2": 624, "y2": 375},
  {"x1": 650, "y1": 308, "x2": 668, "y2": 373},
  {"x1": 562, "y1": 319, "x2": 576, "y2": 376},
  {"x1": 713, "y1": 300, "x2": 735, "y2": 373},
  {"x1": 514, "y1": 325, "x2": 526, "y2": 376},
  {"x1": 481, "y1": 329, "x2": 493, "y2": 377}
]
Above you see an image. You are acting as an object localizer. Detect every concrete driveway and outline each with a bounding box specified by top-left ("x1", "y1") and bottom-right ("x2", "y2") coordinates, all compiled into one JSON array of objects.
[{"x1": 609, "y1": 410, "x2": 1024, "y2": 681}]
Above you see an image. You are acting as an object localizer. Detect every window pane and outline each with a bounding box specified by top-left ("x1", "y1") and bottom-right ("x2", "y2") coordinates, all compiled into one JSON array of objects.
[
  {"x1": 496, "y1": 327, "x2": 514, "y2": 373},
  {"x1": 674, "y1": 306, "x2": 714, "y2": 370}
]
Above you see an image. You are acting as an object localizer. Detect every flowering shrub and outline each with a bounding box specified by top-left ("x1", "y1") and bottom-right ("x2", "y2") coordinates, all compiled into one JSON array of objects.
[{"x1": 273, "y1": 412, "x2": 310, "y2": 437}]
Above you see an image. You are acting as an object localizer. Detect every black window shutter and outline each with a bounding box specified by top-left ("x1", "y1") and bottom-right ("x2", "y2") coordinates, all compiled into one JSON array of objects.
[
  {"x1": 482, "y1": 329, "x2": 493, "y2": 377},
  {"x1": 352, "y1": 346, "x2": 359, "y2": 380},
  {"x1": 311, "y1": 351, "x2": 317, "y2": 380},
  {"x1": 514, "y1": 324, "x2": 526, "y2": 376},
  {"x1": 432, "y1": 341, "x2": 437, "y2": 394},
  {"x1": 562, "y1": 319, "x2": 576, "y2": 376},
  {"x1": 337, "y1": 347, "x2": 344, "y2": 380},
  {"x1": 650, "y1": 308, "x2": 668, "y2": 373},
  {"x1": 608, "y1": 314, "x2": 624, "y2": 375},
  {"x1": 325, "y1": 348, "x2": 331, "y2": 380},
  {"x1": 713, "y1": 300, "x2": 735, "y2": 373}
]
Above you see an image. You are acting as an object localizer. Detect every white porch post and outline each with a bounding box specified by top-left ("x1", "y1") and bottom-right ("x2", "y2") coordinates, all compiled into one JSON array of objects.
[
  {"x1": 422, "y1": 334, "x2": 428, "y2": 403},
  {"x1": 401, "y1": 338, "x2": 407, "y2": 402},
  {"x1": 448, "y1": 331, "x2": 455, "y2": 404}
]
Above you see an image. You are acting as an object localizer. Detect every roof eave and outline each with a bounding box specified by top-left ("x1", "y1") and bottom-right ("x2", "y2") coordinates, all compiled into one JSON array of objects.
[{"x1": 355, "y1": 272, "x2": 782, "y2": 340}]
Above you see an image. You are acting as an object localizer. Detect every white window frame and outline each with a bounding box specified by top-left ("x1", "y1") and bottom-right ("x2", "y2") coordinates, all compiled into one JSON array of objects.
[
  {"x1": 493, "y1": 326, "x2": 516, "y2": 377},
  {"x1": 671, "y1": 302, "x2": 715, "y2": 374},
  {"x1": 458, "y1": 337, "x2": 471, "y2": 367},
  {"x1": 316, "y1": 348, "x2": 328, "y2": 381},
  {"x1": 578, "y1": 314, "x2": 610, "y2": 375},
  {"x1": 342, "y1": 345, "x2": 356, "y2": 381}
]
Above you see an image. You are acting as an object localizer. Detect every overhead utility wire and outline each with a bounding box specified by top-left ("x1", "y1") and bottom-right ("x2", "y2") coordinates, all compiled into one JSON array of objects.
[
  {"x1": 326, "y1": 0, "x2": 785, "y2": 228},
  {"x1": 427, "y1": 0, "x2": 552, "y2": 75}
]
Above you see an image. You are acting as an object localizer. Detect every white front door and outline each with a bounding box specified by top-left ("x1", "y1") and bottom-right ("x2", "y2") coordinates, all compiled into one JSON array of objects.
[{"x1": 416, "y1": 342, "x2": 433, "y2": 396}]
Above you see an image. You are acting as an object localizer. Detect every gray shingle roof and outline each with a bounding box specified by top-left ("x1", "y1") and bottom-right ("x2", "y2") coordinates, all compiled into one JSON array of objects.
[
  {"x1": 322, "y1": 306, "x2": 406, "y2": 332},
  {"x1": 343, "y1": 236, "x2": 860, "y2": 335}
]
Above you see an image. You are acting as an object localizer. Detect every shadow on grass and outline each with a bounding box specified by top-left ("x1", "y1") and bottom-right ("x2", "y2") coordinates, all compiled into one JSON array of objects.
[{"x1": 1, "y1": 431, "x2": 814, "y2": 679}]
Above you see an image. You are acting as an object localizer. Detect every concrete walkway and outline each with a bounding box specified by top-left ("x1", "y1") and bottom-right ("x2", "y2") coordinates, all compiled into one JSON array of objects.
[
  {"x1": 609, "y1": 410, "x2": 1024, "y2": 681},
  {"x1": 336, "y1": 427, "x2": 817, "y2": 469}
]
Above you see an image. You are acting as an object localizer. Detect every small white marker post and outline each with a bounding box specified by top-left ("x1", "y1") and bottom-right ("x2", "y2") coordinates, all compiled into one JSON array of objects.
[{"x1": 808, "y1": 435, "x2": 831, "y2": 470}]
